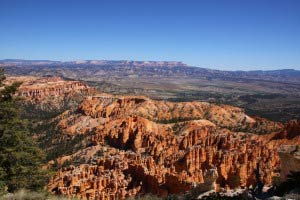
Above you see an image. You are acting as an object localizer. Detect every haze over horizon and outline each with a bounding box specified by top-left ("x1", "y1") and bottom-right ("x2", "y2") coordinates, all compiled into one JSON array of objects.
[
  {"x1": 1, "y1": 58, "x2": 299, "y2": 72},
  {"x1": 1, "y1": 0, "x2": 300, "y2": 70}
]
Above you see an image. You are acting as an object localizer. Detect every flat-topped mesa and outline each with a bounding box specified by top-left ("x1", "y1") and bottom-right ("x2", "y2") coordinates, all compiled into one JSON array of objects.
[
  {"x1": 5, "y1": 76, "x2": 97, "y2": 111},
  {"x1": 15, "y1": 77, "x2": 93, "y2": 100},
  {"x1": 20, "y1": 81, "x2": 90, "y2": 99},
  {"x1": 129, "y1": 61, "x2": 187, "y2": 67}
]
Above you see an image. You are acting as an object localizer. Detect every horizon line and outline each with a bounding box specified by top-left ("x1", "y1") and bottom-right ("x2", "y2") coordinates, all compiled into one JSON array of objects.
[{"x1": 0, "y1": 58, "x2": 298, "y2": 72}]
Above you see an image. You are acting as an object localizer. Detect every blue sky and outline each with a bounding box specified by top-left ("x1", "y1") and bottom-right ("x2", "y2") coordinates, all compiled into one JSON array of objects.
[{"x1": 0, "y1": 0, "x2": 299, "y2": 70}]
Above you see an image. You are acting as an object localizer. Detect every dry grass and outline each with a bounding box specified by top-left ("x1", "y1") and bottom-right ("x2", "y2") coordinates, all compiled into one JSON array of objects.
[{"x1": 1, "y1": 189, "x2": 78, "y2": 200}]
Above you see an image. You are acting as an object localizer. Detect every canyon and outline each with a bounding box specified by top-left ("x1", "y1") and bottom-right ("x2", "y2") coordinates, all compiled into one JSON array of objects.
[
  {"x1": 3, "y1": 60, "x2": 300, "y2": 122},
  {"x1": 47, "y1": 95, "x2": 300, "y2": 199},
  {"x1": 7, "y1": 76, "x2": 300, "y2": 199}
]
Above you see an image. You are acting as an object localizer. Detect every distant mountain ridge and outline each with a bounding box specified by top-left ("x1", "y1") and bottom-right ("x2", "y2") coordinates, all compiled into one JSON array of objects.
[
  {"x1": 0, "y1": 59, "x2": 298, "y2": 71},
  {"x1": 1, "y1": 59, "x2": 300, "y2": 84},
  {"x1": 0, "y1": 59, "x2": 187, "y2": 68}
]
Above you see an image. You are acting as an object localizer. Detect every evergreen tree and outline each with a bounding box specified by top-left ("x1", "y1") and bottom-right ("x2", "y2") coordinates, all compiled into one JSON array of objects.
[{"x1": 0, "y1": 68, "x2": 48, "y2": 193}]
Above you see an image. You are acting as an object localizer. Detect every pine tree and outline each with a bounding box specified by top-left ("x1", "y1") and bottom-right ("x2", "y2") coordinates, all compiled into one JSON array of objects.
[{"x1": 0, "y1": 68, "x2": 48, "y2": 193}]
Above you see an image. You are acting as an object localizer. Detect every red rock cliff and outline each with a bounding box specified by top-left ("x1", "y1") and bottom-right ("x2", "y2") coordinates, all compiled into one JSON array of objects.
[{"x1": 45, "y1": 95, "x2": 299, "y2": 200}]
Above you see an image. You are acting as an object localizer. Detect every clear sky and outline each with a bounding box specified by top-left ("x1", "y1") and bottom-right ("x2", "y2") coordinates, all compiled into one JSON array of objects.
[{"x1": 0, "y1": 0, "x2": 299, "y2": 70}]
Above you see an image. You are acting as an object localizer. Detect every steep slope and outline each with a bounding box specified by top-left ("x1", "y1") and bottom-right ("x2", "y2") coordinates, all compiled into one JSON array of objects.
[
  {"x1": 45, "y1": 95, "x2": 298, "y2": 200},
  {"x1": 6, "y1": 76, "x2": 96, "y2": 114},
  {"x1": 8, "y1": 76, "x2": 299, "y2": 199}
]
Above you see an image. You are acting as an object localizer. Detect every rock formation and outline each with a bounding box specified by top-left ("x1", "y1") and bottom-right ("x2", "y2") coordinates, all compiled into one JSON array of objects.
[
  {"x1": 46, "y1": 95, "x2": 298, "y2": 200},
  {"x1": 8, "y1": 76, "x2": 299, "y2": 199},
  {"x1": 6, "y1": 76, "x2": 95, "y2": 111},
  {"x1": 278, "y1": 144, "x2": 300, "y2": 181}
]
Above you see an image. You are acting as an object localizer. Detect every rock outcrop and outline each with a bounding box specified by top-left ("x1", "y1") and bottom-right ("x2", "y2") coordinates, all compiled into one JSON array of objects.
[
  {"x1": 278, "y1": 145, "x2": 300, "y2": 181},
  {"x1": 9, "y1": 76, "x2": 298, "y2": 199},
  {"x1": 6, "y1": 76, "x2": 95, "y2": 111},
  {"x1": 45, "y1": 95, "x2": 298, "y2": 200}
]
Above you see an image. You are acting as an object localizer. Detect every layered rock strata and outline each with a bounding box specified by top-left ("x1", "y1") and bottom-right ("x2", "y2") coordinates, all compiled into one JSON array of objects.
[
  {"x1": 6, "y1": 76, "x2": 95, "y2": 110},
  {"x1": 46, "y1": 95, "x2": 300, "y2": 200}
]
